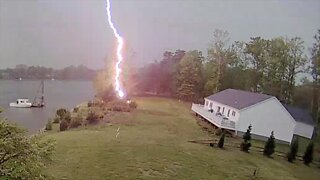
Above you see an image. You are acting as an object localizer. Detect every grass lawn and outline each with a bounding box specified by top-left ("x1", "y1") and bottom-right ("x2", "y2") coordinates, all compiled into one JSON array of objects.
[{"x1": 44, "y1": 97, "x2": 320, "y2": 179}]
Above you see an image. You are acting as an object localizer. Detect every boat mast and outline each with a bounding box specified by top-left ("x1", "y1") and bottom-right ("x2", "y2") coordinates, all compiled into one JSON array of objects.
[
  {"x1": 41, "y1": 80, "x2": 44, "y2": 106},
  {"x1": 32, "y1": 80, "x2": 45, "y2": 107}
]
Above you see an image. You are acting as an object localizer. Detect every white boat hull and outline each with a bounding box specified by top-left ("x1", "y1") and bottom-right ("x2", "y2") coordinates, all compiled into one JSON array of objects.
[{"x1": 9, "y1": 102, "x2": 32, "y2": 108}]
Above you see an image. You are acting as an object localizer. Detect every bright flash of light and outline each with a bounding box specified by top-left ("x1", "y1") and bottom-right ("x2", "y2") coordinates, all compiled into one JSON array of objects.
[{"x1": 106, "y1": 0, "x2": 125, "y2": 98}]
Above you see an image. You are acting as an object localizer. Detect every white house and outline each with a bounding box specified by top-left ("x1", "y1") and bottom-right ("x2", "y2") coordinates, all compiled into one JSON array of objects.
[{"x1": 191, "y1": 89, "x2": 315, "y2": 144}]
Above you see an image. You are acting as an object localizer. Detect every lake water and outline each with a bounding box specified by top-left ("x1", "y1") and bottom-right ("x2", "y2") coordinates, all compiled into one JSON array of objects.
[{"x1": 0, "y1": 80, "x2": 95, "y2": 134}]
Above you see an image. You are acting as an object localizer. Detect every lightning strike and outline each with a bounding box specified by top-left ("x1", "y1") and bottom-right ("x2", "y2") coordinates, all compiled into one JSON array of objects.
[{"x1": 106, "y1": 0, "x2": 125, "y2": 98}]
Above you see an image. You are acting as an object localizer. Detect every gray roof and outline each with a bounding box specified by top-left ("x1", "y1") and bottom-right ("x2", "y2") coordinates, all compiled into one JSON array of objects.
[
  {"x1": 205, "y1": 89, "x2": 272, "y2": 110},
  {"x1": 283, "y1": 104, "x2": 315, "y2": 126}
]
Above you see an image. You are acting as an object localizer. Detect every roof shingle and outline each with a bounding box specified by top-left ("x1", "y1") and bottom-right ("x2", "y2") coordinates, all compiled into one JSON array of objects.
[
  {"x1": 205, "y1": 89, "x2": 272, "y2": 110},
  {"x1": 282, "y1": 104, "x2": 314, "y2": 126}
]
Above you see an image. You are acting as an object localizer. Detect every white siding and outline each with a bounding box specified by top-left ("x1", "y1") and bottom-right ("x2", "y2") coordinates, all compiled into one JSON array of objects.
[
  {"x1": 204, "y1": 98, "x2": 240, "y2": 122},
  {"x1": 237, "y1": 97, "x2": 296, "y2": 143},
  {"x1": 294, "y1": 122, "x2": 314, "y2": 139}
]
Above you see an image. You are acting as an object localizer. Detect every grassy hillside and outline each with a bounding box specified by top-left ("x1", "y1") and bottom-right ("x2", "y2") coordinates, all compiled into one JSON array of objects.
[{"x1": 44, "y1": 97, "x2": 320, "y2": 179}]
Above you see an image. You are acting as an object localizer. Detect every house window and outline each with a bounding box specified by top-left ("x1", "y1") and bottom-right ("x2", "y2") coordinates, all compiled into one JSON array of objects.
[
  {"x1": 227, "y1": 109, "x2": 230, "y2": 117},
  {"x1": 222, "y1": 107, "x2": 225, "y2": 114},
  {"x1": 217, "y1": 106, "x2": 221, "y2": 112},
  {"x1": 232, "y1": 111, "x2": 236, "y2": 116},
  {"x1": 209, "y1": 102, "x2": 213, "y2": 108}
]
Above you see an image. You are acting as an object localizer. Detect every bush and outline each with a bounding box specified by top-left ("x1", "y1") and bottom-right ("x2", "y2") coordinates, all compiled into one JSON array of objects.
[
  {"x1": 88, "y1": 101, "x2": 93, "y2": 107},
  {"x1": 110, "y1": 100, "x2": 131, "y2": 112},
  {"x1": 303, "y1": 142, "x2": 314, "y2": 165},
  {"x1": 60, "y1": 120, "x2": 69, "y2": 131},
  {"x1": 55, "y1": 108, "x2": 71, "y2": 123},
  {"x1": 263, "y1": 131, "x2": 276, "y2": 157},
  {"x1": 98, "y1": 86, "x2": 117, "y2": 102},
  {"x1": 73, "y1": 107, "x2": 79, "y2": 113},
  {"x1": 45, "y1": 119, "x2": 53, "y2": 131},
  {"x1": 56, "y1": 108, "x2": 67, "y2": 118},
  {"x1": 53, "y1": 117, "x2": 60, "y2": 123},
  {"x1": 218, "y1": 132, "x2": 225, "y2": 149},
  {"x1": 63, "y1": 112, "x2": 72, "y2": 123},
  {"x1": 70, "y1": 116, "x2": 83, "y2": 128},
  {"x1": 241, "y1": 125, "x2": 252, "y2": 152},
  {"x1": 0, "y1": 120, "x2": 55, "y2": 179},
  {"x1": 287, "y1": 138, "x2": 299, "y2": 162},
  {"x1": 86, "y1": 110, "x2": 100, "y2": 124},
  {"x1": 129, "y1": 101, "x2": 138, "y2": 109}
]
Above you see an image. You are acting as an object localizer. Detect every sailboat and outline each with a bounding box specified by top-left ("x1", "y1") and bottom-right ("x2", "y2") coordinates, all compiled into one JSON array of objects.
[
  {"x1": 9, "y1": 80, "x2": 45, "y2": 108},
  {"x1": 31, "y1": 80, "x2": 45, "y2": 107}
]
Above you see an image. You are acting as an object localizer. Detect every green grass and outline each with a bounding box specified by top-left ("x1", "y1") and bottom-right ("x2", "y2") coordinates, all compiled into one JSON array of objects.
[{"x1": 44, "y1": 97, "x2": 320, "y2": 179}]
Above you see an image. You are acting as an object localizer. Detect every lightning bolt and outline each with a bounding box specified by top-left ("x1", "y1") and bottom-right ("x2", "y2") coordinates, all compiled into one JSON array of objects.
[{"x1": 106, "y1": 0, "x2": 125, "y2": 98}]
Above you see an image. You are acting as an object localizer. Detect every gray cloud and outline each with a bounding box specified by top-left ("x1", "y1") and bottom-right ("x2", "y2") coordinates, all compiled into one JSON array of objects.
[{"x1": 0, "y1": 0, "x2": 319, "y2": 69}]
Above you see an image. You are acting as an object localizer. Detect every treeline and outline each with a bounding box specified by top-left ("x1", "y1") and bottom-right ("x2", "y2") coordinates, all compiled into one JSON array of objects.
[
  {"x1": 133, "y1": 29, "x2": 320, "y2": 116},
  {"x1": 0, "y1": 64, "x2": 98, "y2": 80}
]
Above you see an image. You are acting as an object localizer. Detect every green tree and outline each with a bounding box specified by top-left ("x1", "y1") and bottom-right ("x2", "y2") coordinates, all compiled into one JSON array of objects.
[
  {"x1": 303, "y1": 142, "x2": 314, "y2": 166},
  {"x1": 263, "y1": 37, "x2": 306, "y2": 103},
  {"x1": 218, "y1": 131, "x2": 225, "y2": 149},
  {"x1": 285, "y1": 37, "x2": 307, "y2": 104},
  {"x1": 263, "y1": 38, "x2": 290, "y2": 101},
  {"x1": 311, "y1": 30, "x2": 320, "y2": 123},
  {"x1": 177, "y1": 50, "x2": 204, "y2": 101},
  {"x1": 205, "y1": 29, "x2": 232, "y2": 94},
  {"x1": 245, "y1": 37, "x2": 269, "y2": 92},
  {"x1": 56, "y1": 108, "x2": 71, "y2": 123},
  {"x1": 241, "y1": 125, "x2": 252, "y2": 152},
  {"x1": 0, "y1": 120, "x2": 55, "y2": 179},
  {"x1": 56, "y1": 108, "x2": 67, "y2": 119},
  {"x1": 287, "y1": 138, "x2": 299, "y2": 162},
  {"x1": 221, "y1": 41, "x2": 251, "y2": 91},
  {"x1": 263, "y1": 131, "x2": 276, "y2": 157}
]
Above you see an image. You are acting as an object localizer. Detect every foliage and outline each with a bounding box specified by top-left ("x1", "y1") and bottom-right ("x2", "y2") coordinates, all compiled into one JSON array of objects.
[
  {"x1": 218, "y1": 131, "x2": 225, "y2": 149},
  {"x1": 303, "y1": 142, "x2": 314, "y2": 165},
  {"x1": 73, "y1": 107, "x2": 79, "y2": 113},
  {"x1": 176, "y1": 50, "x2": 204, "y2": 101},
  {"x1": 56, "y1": 108, "x2": 67, "y2": 119},
  {"x1": 136, "y1": 50, "x2": 186, "y2": 95},
  {"x1": 132, "y1": 29, "x2": 310, "y2": 111},
  {"x1": 241, "y1": 125, "x2": 252, "y2": 152},
  {"x1": 63, "y1": 112, "x2": 72, "y2": 123},
  {"x1": 263, "y1": 131, "x2": 276, "y2": 157},
  {"x1": 59, "y1": 120, "x2": 69, "y2": 131},
  {"x1": 86, "y1": 110, "x2": 100, "y2": 124},
  {"x1": 0, "y1": 64, "x2": 96, "y2": 80},
  {"x1": 97, "y1": 85, "x2": 117, "y2": 103},
  {"x1": 56, "y1": 108, "x2": 71, "y2": 123},
  {"x1": 311, "y1": 30, "x2": 320, "y2": 122},
  {"x1": 45, "y1": 119, "x2": 53, "y2": 131},
  {"x1": 53, "y1": 117, "x2": 60, "y2": 123},
  {"x1": 129, "y1": 101, "x2": 138, "y2": 109},
  {"x1": 287, "y1": 138, "x2": 299, "y2": 162},
  {"x1": 109, "y1": 100, "x2": 131, "y2": 112},
  {"x1": 70, "y1": 115, "x2": 83, "y2": 128},
  {"x1": 205, "y1": 29, "x2": 232, "y2": 94},
  {"x1": 0, "y1": 120, "x2": 55, "y2": 179}
]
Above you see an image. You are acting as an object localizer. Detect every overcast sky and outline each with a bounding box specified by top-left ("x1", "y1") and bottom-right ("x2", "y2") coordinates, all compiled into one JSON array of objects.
[{"x1": 0, "y1": 0, "x2": 319, "y2": 69}]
